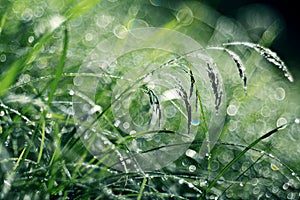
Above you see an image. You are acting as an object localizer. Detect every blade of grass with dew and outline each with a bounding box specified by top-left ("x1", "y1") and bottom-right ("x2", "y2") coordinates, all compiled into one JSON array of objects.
[
  {"x1": 137, "y1": 177, "x2": 147, "y2": 200},
  {"x1": 37, "y1": 115, "x2": 46, "y2": 164},
  {"x1": 47, "y1": 27, "x2": 69, "y2": 105},
  {"x1": 13, "y1": 147, "x2": 26, "y2": 171},
  {"x1": 200, "y1": 123, "x2": 287, "y2": 199}
]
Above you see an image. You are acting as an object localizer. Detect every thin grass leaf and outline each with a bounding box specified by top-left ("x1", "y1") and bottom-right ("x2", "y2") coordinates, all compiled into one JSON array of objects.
[
  {"x1": 64, "y1": 0, "x2": 102, "y2": 21},
  {"x1": 47, "y1": 27, "x2": 69, "y2": 105},
  {"x1": 200, "y1": 123, "x2": 287, "y2": 199},
  {"x1": 37, "y1": 116, "x2": 46, "y2": 164},
  {"x1": 137, "y1": 177, "x2": 147, "y2": 200},
  {"x1": 13, "y1": 147, "x2": 26, "y2": 170},
  {"x1": 223, "y1": 41, "x2": 294, "y2": 82}
]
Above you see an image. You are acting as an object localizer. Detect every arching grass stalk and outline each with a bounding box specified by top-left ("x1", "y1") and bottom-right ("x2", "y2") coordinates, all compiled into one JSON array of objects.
[{"x1": 200, "y1": 123, "x2": 288, "y2": 199}]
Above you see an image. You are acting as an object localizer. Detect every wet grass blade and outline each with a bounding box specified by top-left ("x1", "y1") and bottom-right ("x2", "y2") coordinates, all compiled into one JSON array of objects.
[
  {"x1": 47, "y1": 27, "x2": 69, "y2": 105},
  {"x1": 200, "y1": 123, "x2": 287, "y2": 199},
  {"x1": 137, "y1": 177, "x2": 147, "y2": 200}
]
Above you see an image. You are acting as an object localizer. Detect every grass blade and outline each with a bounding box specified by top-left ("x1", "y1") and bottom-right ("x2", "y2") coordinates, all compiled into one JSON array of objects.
[
  {"x1": 200, "y1": 123, "x2": 287, "y2": 199},
  {"x1": 47, "y1": 27, "x2": 69, "y2": 105},
  {"x1": 137, "y1": 177, "x2": 147, "y2": 200}
]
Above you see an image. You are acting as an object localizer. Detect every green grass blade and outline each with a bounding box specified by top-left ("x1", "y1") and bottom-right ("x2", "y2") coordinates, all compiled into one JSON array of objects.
[
  {"x1": 137, "y1": 177, "x2": 147, "y2": 200},
  {"x1": 200, "y1": 123, "x2": 287, "y2": 199},
  {"x1": 65, "y1": 0, "x2": 101, "y2": 21},
  {"x1": 37, "y1": 116, "x2": 46, "y2": 164},
  {"x1": 47, "y1": 27, "x2": 69, "y2": 105}
]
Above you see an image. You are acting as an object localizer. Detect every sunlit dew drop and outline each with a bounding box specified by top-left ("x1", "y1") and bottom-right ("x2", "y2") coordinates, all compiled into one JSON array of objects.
[
  {"x1": 21, "y1": 8, "x2": 33, "y2": 22},
  {"x1": 176, "y1": 7, "x2": 194, "y2": 26},
  {"x1": 0, "y1": 54, "x2": 6, "y2": 62},
  {"x1": 46, "y1": 113, "x2": 52, "y2": 119},
  {"x1": 277, "y1": 117, "x2": 287, "y2": 129},
  {"x1": 282, "y1": 183, "x2": 289, "y2": 190},
  {"x1": 28, "y1": 36, "x2": 34, "y2": 43},
  {"x1": 0, "y1": 110, "x2": 5, "y2": 116},
  {"x1": 69, "y1": 89, "x2": 74, "y2": 96},
  {"x1": 295, "y1": 118, "x2": 300, "y2": 124},
  {"x1": 189, "y1": 165, "x2": 196, "y2": 172},
  {"x1": 185, "y1": 149, "x2": 197, "y2": 158},
  {"x1": 49, "y1": 15, "x2": 65, "y2": 31},
  {"x1": 274, "y1": 87, "x2": 285, "y2": 101},
  {"x1": 114, "y1": 120, "x2": 120, "y2": 127},
  {"x1": 127, "y1": 18, "x2": 149, "y2": 30},
  {"x1": 149, "y1": 0, "x2": 161, "y2": 6},
  {"x1": 123, "y1": 122, "x2": 130, "y2": 129},
  {"x1": 227, "y1": 104, "x2": 238, "y2": 116},
  {"x1": 179, "y1": 179, "x2": 184, "y2": 184},
  {"x1": 191, "y1": 120, "x2": 200, "y2": 126},
  {"x1": 113, "y1": 24, "x2": 128, "y2": 39}
]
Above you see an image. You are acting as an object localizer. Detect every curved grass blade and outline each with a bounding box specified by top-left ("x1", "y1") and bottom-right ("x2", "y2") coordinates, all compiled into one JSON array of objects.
[{"x1": 200, "y1": 123, "x2": 288, "y2": 199}]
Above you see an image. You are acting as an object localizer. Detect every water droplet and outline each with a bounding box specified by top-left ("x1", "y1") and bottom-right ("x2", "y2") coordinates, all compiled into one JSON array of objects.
[
  {"x1": 85, "y1": 32, "x2": 94, "y2": 42},
  {"x1": 282, "y1": 183, "x2": 289, "y2": 190},
  {"x1": 181, "y1": 159, "x2": 189, "y2": 166},
  {"x1": 127, "y1": 18, "x2": 149, "y2": 30},
  {"x1": 28, "y1": 36, "x2": 34, "y2": 43},
  {"x1": 113, "y1": 25, "x2": 128, "y2": 39},
  {"x1": 227, "y1": 104, "x2": 238, "y2": 116},
  {"x1": 185, "y1": 149, "x2": 197, "y2": 158},
  {"x1": 164, "y1": 105, "x2": 177, "y2": 118},
  {"x1": 69, "y1": 90, "x2": 75, "y2": 96},
  {"x1": 46, "y1": 113, "x2": 52, "y2": 119},
  {"x1": 176, "y1": 7, "x2": 194, "y2": 26},
  {"x1": 189, "y1": 165, "x2": 196, "y2": 172},
  {"x1": 270, "y1": 163, "x2": 279, "y2": 171},
  {"x1": 287, "y1": 192, "x2": 296, "y2": 200},
  {"x1": 191, "y1": 120, "x2": 200, "y2": 126},
  {"x1": 114, "y1": 120, "x2": 120, "y2": 127},
  {"x1": 21, "y1": 8, "x2": 33, "y2": 21},
  {"x1": 274, "y1": 87, "x2": 285, "y2": 101},
  {"x1": 295, "y1": 118, "x2": 300, "y2": 124},
  {"x1": 253, "y1": 187, "x2": 260, "y2": 194},
  {"x1": 96, "y1": 15, "x2": 114, "y2": 28},
  {"x1": 178, "y1": 179, "x2": 184, "y2": 184},
  {"x1": 0, "y1": 54, "x2": 6, "y2": 62},
  {"x1": 277, "y1": 117, "x2": 287, "y2": 129},
  {"x1": 129, "y1": 130, "x2": 136, "y2": 135},
  {"x1": 123, "y1": 122, "x2": 130, "y2": 129},
  {"x1": 0, "y1": 110, "x2": 5, "y2": 116},
  {"x1": 239, "y1": 182, "x2": 244, "y2": 187},
  {"x1": 90, "y1": 105, "x2": 102, "y2": 114},
  {"x1": 149, "y1": 0, "x2": 161, "y2": 6},
  {"x1": 49, "y1": 15, "x2": 65, "y2": 31}
]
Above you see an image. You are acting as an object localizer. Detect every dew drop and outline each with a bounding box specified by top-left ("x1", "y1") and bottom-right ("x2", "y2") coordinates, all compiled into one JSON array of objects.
[
  {"x1": 28, "y1": 36, "x2": 34, "y2": 43},
  {"x1": 0, "y1": 54, "x2": 6, "y2": 62},
  {"x1": 185, "y1": 149, "x2": 197, "y2": 158},
  {"x1": 227, "y1": 104, "x2": 238, "y2": 116},
  {"x1": 114, "y1": 120, "x2": 120, "y2": 127},
  {"x1": 69, "y1": 90, "x2": 75, "y2": 96},
  {"x1": 181, "y1": 159, "x2": 189, "y2": 166},
  {"x1": 178, "y1": 179, "x2": 184, "y2": 184},
  {"x1": 123, "y1": 122, "x2": 130, "y2": 129},
  {"x1": 189, "y1": 165, "x2": 196, "y2": 172},
  {"x1": 274, "y1": 87, "x2": 285, "y2": 101},
  {"x1": 176, "y1": 7, "x2": 194, "y2": 26},
  {"x1": 113, "y1": 24, "x2": 128, "y2": 39},
  {"x1": 46, "y1": 113, "x2": 52, "y2": 119},
  {"x1": 295, "y1": 118, "x2": 300, "y2": 124},
  {"x1": 282, "y1": 183, "x2": 289, "y2": 190},
  {"x1": 277, "y1": 117, "x2": 287, "y2": 129},
  {"x1": 191, "y1": 120, "x2": 200, "y2": 126},
  {"x1": 0, "y1": 110, "x2": 5, "y2": 116},
  {"x1": 253, "y1": 187, "x2": 260, "y2": 194}
]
